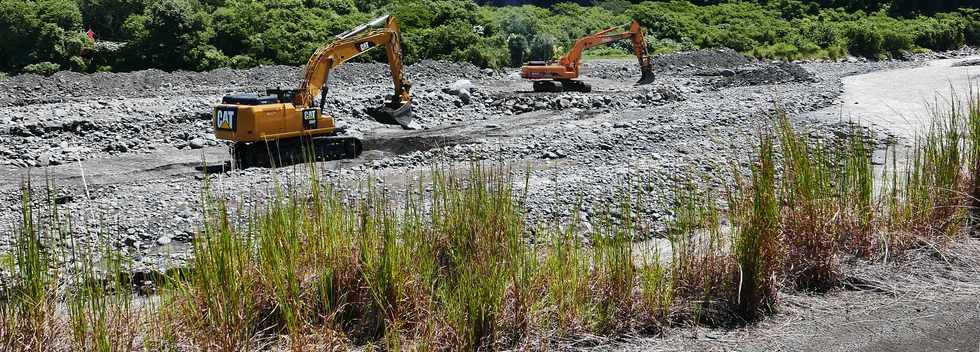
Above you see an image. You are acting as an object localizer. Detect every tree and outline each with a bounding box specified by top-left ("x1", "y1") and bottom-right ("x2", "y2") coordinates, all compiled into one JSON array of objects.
[
  {"x1": 0, "y1": 0, "x2": 84, "y2": 72},
  {"x1": 123, "y1": 0, "x2": 218, "y2": 70},
  {"x1": 507, "y1": 34, "x2": 527, "y2": 66},
  {"x1": 77, "y1": 0, "x2": 146, "y2": 39},
  {"x1": 0, "y1": 0, "x2": 40, "y2": 70},
  {"x1": 212, "y1": 0, "x2": 265, "y2": 57},
  {"x1": 529, "y1": 34, "x2": 554, "y2": 61}
]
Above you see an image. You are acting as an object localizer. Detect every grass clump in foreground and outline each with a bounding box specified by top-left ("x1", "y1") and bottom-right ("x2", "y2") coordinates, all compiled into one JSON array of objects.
[{"x1": 1, "y1": 93, "x2": 979, "y2": 350}]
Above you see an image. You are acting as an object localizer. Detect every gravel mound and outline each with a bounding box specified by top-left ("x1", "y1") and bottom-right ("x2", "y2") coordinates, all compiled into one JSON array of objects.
[
  {"x1": 651, "y1": 48, "x2": 752, "y2": 72},
  {"x1": 0, "y1": 60, "x2": 490, "y2": 107},
  {"x1": 0, "y1": 66, "x2": 298, "y2": 107},
  {"x1": 951, "y1": 58, "x2": 980, "y2": 67},
  {"x1": 583, "y1": 48, "x2": 754, "y2": 82},
  {"x1": 713, "y1": 62, "x2": 818, "y2": 87},
  {"x1": 488, "y1": 84, "x2": 685, "y2": 114}
]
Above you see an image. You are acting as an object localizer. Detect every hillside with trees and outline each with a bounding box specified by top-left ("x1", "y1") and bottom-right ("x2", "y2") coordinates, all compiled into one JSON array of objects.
[{"x1": 1, "y1": 0, "x2": 978, "y2": 75}]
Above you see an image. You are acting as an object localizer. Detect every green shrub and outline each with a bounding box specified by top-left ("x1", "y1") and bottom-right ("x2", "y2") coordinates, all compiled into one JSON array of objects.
[
  {"x1": 967, "y1": 19, "x2": 980, "y2": 45},
  {"x1": 913, "y1": 19, "x2": 965, "y2": 51},
  {"x1": 529, "y1": 34, "x2": 555, "y2": 61},
  {"x1": 507, "y1": 34, "x2": 528, "y2": 66},
  {"x1": 452, "y1": 41, "x2": 505, "y2": 68},
  {"x1": 189, "y1": 45, "x2": 229, "y2": 71},
  {"x1": 697, "y1": 28, "x2": 757, "y2": 52},
  {"x1": 122, "y1": 0, "x2": 212, "y2": 70},
  {"x1": 228, "y1": 54, "x2": 256, "y2": 69},
  {"x1": 797, "y1": 19, "x2": 840, "y2": 47},
  {"x1": 880, "y1": 29, "x2": 913, "y2": 53},
  {"x1": 597, "y1": 0, "x2": 630, "y2": 13},
  {"x1": 211, "y1": 0, "x2": 265, "y2": 58},
  {"x1": 0, "y1": 0, "x2": 84, "y2": 72},
  {"x1": 22, "y1": 62, "x2": 60, "y2": 75},
  {"x1": 760, "y1": 42, "x2": 802, "y2": 60},
  {"x1": 37, "y1": 0, "x2": 82, "y2": 30},
  {"x1": 845, "y1": 24, "x2": 884, "y2": 57}
]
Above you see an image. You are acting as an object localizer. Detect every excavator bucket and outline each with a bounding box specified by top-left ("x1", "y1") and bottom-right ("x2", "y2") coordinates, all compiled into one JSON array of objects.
[
  {"x1": 636, "y1": 66, "x2": 656, "y2": 85},
  {"x1": 368, "y1": 101, "x2": 414, "y2": 129}
]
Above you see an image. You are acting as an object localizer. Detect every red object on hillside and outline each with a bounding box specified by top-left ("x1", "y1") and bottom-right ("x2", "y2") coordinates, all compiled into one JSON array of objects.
[{"x1": 86, "y1": 28, "x2": 95, "y2": 41}]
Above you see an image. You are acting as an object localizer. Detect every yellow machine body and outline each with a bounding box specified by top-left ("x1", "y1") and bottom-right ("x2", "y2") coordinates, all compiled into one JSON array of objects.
[
  {"x1": 212, "y1": 14, "x2": 412, "y2": 161},
  {"x1": 213, "y1": 103, "x2": 337, "y2": 143}
]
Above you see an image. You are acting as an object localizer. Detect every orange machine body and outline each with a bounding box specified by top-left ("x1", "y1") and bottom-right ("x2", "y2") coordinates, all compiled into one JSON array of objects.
[{"x1": 519, "y1": 19, "x2": 653, "y2": 91}]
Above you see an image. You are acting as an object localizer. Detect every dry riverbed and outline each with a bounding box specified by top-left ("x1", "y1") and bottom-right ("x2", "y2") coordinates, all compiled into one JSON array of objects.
[{"x1": 1, "y1": 48, "x2": 979, "y2": 350}]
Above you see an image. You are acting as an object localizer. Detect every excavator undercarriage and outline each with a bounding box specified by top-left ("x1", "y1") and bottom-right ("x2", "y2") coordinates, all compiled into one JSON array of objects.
[
  {"x1": 231, "y1": 136, "x2": 362, "y2": 168},
  {"x1": 532, "y1": 79, "x2": 593, "y2": 93}
]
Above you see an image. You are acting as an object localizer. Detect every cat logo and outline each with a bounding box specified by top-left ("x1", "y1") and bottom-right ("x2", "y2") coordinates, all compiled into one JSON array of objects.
[
  {"x1": 302, "y1": 109, "x2": 317, "y2": 129},
  {"x1": 302, "y1": 109, "x2": 317, "y2": 121},
  {"x1": 215, "y1": 108, "x2": 236, "y2": 131}
]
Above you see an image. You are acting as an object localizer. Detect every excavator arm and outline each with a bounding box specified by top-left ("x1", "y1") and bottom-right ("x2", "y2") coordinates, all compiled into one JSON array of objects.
[
  {"x1": 295, "y1": 15, "x2": 413, "y2": 127},
  {"x1": 559, "y1": 20, "x2": 653, "y2": 82}
]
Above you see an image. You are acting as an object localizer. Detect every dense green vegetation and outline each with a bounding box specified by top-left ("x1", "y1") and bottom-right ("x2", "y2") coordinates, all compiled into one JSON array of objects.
[{"x1": 1, "y1": 0, "x2": 978, "y2": 74}]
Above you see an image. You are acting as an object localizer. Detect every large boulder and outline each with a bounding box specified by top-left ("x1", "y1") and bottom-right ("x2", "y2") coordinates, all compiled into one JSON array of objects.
[{"x1": 442, "y1": 79, "x2": 473, "y2": 104}]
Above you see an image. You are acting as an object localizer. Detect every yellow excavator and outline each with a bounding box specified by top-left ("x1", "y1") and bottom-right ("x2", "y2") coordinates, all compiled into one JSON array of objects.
[
  {"x1": 213, "y1": 15, "x2": 412, "y2": 167},
  {"x1": 520, "y1": 19, "x2": 655, "y2": 92}
]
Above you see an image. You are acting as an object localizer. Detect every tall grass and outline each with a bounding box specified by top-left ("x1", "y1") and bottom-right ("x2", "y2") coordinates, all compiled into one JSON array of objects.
[
  {"x1": 666, "y1": 182, "x2": 732, "y2": 324},
  {"x1": 66, "y1": 238, "x2": 140, "y2": 352},
  {"x1": 0, "y1": 90, "x2": 977, "y2": 350},
  {"x1": 0, "y1": 183, "x2": 58, "y2": 350},
  {"x1": 731, "y1": 133, "x2": 781, "y2": 320}
]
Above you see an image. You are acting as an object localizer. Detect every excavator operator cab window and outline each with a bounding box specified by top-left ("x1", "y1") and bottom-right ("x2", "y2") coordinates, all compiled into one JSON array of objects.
[{"x1": 265, "y1": 88, "x2": 301, "y2": 104}]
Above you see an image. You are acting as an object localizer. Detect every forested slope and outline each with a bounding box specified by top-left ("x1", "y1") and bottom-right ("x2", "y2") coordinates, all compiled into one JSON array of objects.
[{"x1": 1, "y1": 0, "x2": 977, "y2": 75}]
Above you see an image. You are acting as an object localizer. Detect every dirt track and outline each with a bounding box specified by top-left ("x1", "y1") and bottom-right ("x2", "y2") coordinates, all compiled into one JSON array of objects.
[{"x1": 1, "y1": 48, "x2": 979, "y2": 349}]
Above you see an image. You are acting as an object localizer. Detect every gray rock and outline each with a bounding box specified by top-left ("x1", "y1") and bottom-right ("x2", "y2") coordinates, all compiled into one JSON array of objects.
[
  {"x1": 557, "y1": 98, "x2": 571, "y2": 109},
  {"x1": 443, "y1": 79, "x2": 473, "y2": 104},
  {"x1": 443, "y1": 79, "x2": 473, "y2": 95},
  {"x1": 188, "y1": 138, "x2": 206, "y2": 149},
  {"x1": 37, "y1": 152, "x2": 52, "y2": 166}
]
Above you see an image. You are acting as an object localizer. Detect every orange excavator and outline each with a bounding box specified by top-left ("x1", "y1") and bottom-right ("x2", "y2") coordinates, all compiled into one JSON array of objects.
[
  {"x1": 213, "y1": 15, "x2": 412, "y2": 167},
  {"x1": 520, "y1": 19, "x2": 655, "y2": 92}
]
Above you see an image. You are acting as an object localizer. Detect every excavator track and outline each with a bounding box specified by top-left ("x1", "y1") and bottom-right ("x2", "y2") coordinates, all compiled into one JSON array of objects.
[
  {"x1": 232, "y1": 135, "x2": 362, "y2": 168},
  {"x1": 532, "y1": 80, "x2": 592, "y2": 93}
]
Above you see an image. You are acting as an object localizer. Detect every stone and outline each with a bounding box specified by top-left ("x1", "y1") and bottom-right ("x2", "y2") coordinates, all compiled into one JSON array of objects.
[
  {"x1": 188, "y1": 138, "x2": 206, "y2": 149},
  {"x1": 557, "y1": 98, "x2": 571, "y2": 109}
]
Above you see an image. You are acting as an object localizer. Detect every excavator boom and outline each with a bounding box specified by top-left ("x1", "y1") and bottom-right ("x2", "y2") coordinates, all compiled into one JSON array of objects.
[
  {"x1": 296, "y1": 15, "x2": 413, "y2": 127},
  {"x1": 520, "y1": 19, "x2": 654, "y2": 92}
]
